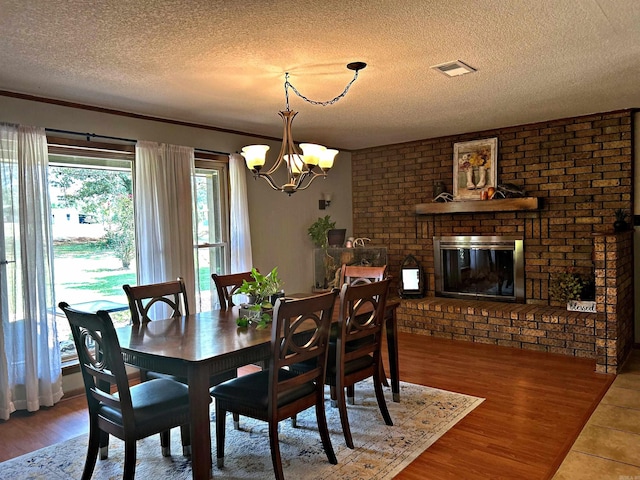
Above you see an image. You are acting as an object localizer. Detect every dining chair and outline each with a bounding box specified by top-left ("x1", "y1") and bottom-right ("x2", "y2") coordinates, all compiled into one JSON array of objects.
[
  {"x1": 210, "y1": 290, "x2": 339, "y2": 480},
  {"x1": 212, "y1": 269, "x2": 269, "y2": 384},
  {"x1": 293, "y1": 279, "x2": 393, "y2": 449},
  {"x1": 337, "y1": 263, "x2": 390, "y2": 391},
  {"x1": 59, "y1": 302, "x2": 195, "y2": 480},
  {"x1": 212, "y1": 270, "x2": 256, "y2": 310},
  {"x1": 338, "y1": 264, "x2": 387, "y2": 287},
  {"x1": 122, "y1": 277, "x2": 237, "y2": 411},
  {"x1": 122, "y1": 277, "x2": 189, "y2": 324}
]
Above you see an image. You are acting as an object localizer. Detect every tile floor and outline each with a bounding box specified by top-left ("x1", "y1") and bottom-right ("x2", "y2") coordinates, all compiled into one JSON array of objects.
[{"x1": 553, "y1": 350, "x2": 640, "y2": 479}]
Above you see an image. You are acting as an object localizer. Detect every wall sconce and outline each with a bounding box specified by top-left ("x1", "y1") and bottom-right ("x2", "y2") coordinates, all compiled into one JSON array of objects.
[{"x1": 319, "y1": 192, "x2": 332, "y2": 210}]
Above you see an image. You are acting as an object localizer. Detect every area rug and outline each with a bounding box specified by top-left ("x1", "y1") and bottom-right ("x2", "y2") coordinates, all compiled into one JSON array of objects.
[{"x1": 0, "y1": 380, "x2": 483, "y2": 479}]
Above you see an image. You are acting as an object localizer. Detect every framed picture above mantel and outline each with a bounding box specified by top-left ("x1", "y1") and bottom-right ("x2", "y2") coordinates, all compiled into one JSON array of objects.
[{"x1": 453, "y1": 137, "x2": 498, "y2": 201}]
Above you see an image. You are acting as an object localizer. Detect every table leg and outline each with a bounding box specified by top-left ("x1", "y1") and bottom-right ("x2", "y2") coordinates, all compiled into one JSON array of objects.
[
  {"x1": 188, "y1": 365, "x2": 213, "y2": 479},
  {"x1": 385, "y1": 303, "x2": 400, "y2": 402}
]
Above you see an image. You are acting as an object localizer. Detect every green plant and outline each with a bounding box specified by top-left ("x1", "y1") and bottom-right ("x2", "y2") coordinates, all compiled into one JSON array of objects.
[
  {"x1": 307, "y1": 215, "x2": 336, "y2": 249},
  {"x1": 236, "y1": 267, "x2": 283, "y2": 328},
  {"x1": 614, "y1": 208, "x2": 628, "y2": 222},
  {"x1": 613, "y1": 208, "x2": 630, "y2": 232},
  {"x1": 549, "y1": 271, "x2": 586, "y2": 303},
  {"x1": 235, "y1": 303, "x2": 272, "y2": 328}
]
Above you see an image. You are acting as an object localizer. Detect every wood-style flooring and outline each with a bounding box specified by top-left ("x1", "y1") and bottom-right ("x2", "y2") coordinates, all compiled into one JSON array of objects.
[{"x1": 0, "y1": 332, "x2": 615, "y2": 479}]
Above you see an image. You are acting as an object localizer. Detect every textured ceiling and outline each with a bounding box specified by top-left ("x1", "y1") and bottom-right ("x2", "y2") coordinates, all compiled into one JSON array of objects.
[{"x1": 0, "y1": 0, "x2": 639, "y2": 150}]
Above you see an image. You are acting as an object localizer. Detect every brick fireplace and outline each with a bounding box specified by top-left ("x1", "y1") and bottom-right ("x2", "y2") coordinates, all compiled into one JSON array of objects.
[{"x1": 351, "y1": 110, "x2": 634, "y2": 373}]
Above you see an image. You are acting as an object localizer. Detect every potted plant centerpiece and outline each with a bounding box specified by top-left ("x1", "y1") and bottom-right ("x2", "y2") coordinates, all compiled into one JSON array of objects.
[{"x1": 236, "y1": 267, "x2": 283, "y2": 328}]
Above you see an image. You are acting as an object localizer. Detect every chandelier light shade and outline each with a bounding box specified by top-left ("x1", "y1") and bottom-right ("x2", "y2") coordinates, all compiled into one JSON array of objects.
[{"x1": 242, "y1": 62, "x2": 366, "y2": 195}]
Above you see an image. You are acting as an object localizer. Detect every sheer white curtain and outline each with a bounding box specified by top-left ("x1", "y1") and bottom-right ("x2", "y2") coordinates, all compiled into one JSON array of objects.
[
  {"x1": 229, "y1": 153, "x2": 253, "y2": 272},
  {"x1": 0, "y1": 123, "x2": 63, "y2": 421},
  {"x1": 134, "y1": 141, "x2": 196, "y2": 310}
]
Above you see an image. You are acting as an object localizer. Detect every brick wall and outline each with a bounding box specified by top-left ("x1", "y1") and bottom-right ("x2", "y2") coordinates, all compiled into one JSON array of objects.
[
  {"x1": 352, "y1": 110, "x2": 634, "y2": 364},
  {"x1": 398, "y1": 298, "x2": 597, "y2": 357},
  {"x1": 594, "y1": 232, "x2": 634, "y2": 372},
  {"x1": 351, "y1": 110, "x2": 633, "y2": 303}
]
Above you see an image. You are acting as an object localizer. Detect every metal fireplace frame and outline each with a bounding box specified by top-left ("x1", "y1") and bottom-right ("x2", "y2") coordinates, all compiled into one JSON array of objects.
[{"x1": 433, "y1": 235, "x2": 525, "y2": 303}]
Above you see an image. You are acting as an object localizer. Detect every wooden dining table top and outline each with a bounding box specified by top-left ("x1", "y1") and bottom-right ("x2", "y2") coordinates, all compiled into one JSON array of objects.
[
  {"x1": 116, "y1": 297, "x2": 401, "y2": 377},
  {"x1": 116, "y1": 308, "x2": 276, "y2": 368}
]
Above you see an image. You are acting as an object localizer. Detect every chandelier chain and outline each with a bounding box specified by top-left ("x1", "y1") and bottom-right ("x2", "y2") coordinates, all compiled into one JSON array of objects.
[{"x1": 284, "y1": 69, "x2": 361, "y2": 109}]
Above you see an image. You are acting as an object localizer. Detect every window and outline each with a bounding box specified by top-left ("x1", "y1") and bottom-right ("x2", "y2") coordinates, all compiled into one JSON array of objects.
[
  {"x1": 193, "y1": 155, "x2": 230, "y2": 311},
  {"x1": 46, "y1": 139, "x2": 230, "y2": 362},
  {"x1": 48, "y1": 138, "x2": 136, "y2": 362}
]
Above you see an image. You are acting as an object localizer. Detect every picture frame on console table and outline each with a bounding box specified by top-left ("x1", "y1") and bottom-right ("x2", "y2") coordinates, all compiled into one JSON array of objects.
[{"x1": 453, "y1": 137, "x2": 498, "y2": 201}]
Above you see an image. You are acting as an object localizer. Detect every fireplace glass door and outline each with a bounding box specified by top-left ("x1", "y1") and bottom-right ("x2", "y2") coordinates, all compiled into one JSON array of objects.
[{"x1": 434, "y1": 236, "x2": 524, "y2": 302}]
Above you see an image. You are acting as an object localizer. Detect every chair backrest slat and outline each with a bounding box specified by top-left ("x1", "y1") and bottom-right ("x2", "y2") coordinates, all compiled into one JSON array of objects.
[
  {"x1": 339, "y1": 264, "x2": 387, "y2": 287},
  {"x1": 336, "y1": 278, "x2": 391, "y2": 365},
  {"x1": 212, "y1": 271, "x2": 255, "y2": 310},
  {"x1": 123, "y1": 277, "x2": 188, "y2": 324}
]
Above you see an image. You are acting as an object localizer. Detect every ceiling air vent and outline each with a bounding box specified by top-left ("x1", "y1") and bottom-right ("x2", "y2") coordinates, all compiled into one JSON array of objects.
[{"x1": 431, "y1": 60, "x2": 477, "y2": 77}]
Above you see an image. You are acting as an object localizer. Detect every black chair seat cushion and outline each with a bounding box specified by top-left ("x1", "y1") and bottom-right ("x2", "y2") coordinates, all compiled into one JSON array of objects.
[
  {"x1": 100, "y1": 378, "x2": 192, "y2": 438},
  {"x1": 211, "y1": 369, "x2": 315, "y2": 411}
]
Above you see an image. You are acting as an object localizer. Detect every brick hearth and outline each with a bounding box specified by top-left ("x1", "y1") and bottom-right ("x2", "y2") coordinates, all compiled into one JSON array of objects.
[{"x1": 398, "y1": 298, "x2": 597, "y2": 357}]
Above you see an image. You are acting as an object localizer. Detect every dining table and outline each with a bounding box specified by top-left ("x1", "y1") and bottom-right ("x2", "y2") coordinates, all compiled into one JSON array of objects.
[{"x1": 115, "y1": 297, "x2": 400, "y2": 480}]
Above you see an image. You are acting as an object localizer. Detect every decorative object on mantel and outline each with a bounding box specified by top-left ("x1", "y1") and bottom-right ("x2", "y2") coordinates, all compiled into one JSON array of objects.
[
  {"x1": 453, "y1": 137, "x2": 498, "y2": 201},
  {"x1": 497, "y1": 183, "x2": 526, "y2": 198},
  {"x1": 241, "y1": 62, "x2": 366, "y2": 195},
  {"x1": 549, "y1": 269, "x2": 596, "y2": 312},
  {"x1": 613, "y1": 208, "x2": 630, "y2": 232},
  {"x1": 433, "y1": 192, "x2": 454, "y2": 202}
]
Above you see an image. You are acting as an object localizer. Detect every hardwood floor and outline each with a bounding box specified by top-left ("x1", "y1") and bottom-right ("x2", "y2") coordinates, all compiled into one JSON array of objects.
[
  {"x1": 0, "y1": 332, "x2": 614, "y2": 479},
  {"x1": 393, "y1": 333, "x2": 614, "y2": 479}
]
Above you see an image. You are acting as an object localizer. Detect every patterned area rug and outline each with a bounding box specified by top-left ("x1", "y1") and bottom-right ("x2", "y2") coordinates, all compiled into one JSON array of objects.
[{"x1": 0, "y1": 380, "x2": 483, "y2": 479}]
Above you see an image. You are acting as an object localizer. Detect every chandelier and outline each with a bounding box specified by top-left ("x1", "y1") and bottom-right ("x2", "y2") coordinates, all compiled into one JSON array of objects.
[{"x1": 242, "y1": 62, "x2": 367, "y2": 195}]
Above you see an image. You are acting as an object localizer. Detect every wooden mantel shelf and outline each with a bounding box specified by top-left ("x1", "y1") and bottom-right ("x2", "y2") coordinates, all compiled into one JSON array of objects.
[{"x1": 415, "y1": 197, "x2": 539, "y2": 215}]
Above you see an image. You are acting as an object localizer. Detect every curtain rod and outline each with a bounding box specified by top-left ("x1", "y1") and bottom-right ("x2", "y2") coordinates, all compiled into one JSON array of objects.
[{"x1": 44, "y1": 128, "x2": 230, "y2": 156}]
